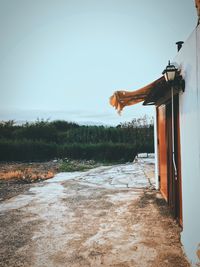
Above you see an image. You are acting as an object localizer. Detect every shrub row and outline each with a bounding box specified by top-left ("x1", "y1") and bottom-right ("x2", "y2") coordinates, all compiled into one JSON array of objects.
[
  {"x1": 0, "y1": 139, "x2": 154, "y2": 162},
  {"x1": 0, "y1": 120, "x2": 154, "y2": 145}
]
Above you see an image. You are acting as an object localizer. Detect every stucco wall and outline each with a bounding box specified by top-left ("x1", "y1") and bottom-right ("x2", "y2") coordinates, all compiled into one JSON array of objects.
[{"x1": 174, "y1": 25, "x2": 200, "y2": 266}]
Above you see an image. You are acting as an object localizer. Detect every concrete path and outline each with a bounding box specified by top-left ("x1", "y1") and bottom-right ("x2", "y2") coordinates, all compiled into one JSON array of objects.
[{"x1": 0, "y1": 159, "x2": 190, "y2": 267}]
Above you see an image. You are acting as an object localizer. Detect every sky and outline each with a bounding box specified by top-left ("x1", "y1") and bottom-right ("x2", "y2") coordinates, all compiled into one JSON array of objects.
[{"x1": 0, "y1": 0, "x2": 197, "y2": 125}]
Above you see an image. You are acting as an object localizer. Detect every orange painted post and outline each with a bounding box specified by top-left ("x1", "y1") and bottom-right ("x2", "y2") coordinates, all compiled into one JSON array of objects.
[{"x1": 157, "y1": 105, "x2": 168, "y2": 201}]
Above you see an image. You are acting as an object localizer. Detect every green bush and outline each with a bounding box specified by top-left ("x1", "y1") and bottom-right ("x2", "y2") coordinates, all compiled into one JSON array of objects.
[
  {"x1": 50, "y1": 120, "x2": 79, "y2": 131},
  {"x1": 0, "y1": 139, "x2": 57, "y2": 161},
  {"x1": 57, "y1": 143, "x2": 137, "y2": 163},
  {"x1": 0, "y1": 140, "x2": 138, "y2": 163},
  {"x1": 0, "y1": 118, "x2": 154, "y2": 162}
]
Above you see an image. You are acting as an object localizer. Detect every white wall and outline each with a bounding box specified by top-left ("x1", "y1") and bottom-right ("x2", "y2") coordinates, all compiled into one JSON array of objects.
[{"x1": 174, "y1": 25, "x2": 200, "y2": 266}]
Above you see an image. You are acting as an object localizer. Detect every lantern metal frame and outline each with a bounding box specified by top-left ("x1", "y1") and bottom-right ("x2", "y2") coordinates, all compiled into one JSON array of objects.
[{"x1": 162, "y1": 61, "x2": 185, "y2": 92}]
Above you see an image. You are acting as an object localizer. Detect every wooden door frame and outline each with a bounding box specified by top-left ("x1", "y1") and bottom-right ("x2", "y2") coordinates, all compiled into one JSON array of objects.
[
  {"x1": 157, "y1": 105, "x2": 168, "y2": 201},
  {"x1": 156, "y1": 96, "x2": 182, "y2": 226}
]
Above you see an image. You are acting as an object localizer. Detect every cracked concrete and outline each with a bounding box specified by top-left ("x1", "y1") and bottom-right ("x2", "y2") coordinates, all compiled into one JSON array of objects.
[{"x1": 0, "y1": 158, "x2": 190, "y2": 267}]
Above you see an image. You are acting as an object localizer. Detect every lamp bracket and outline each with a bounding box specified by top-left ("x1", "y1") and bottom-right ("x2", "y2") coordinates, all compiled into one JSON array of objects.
[{"x1": 173, "y1": 75, "x2": 185, "y2": 92}]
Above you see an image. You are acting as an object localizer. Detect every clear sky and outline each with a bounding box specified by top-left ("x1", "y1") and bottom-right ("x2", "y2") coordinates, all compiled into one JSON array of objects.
[{"x1": 0, "y1": 0, "x2": 197, "y2": 125}]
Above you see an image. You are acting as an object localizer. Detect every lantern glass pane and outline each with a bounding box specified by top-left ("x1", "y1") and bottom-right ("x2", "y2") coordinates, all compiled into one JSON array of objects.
[
  {"x1": 167, "y1": 71, "x2": 176, "y2": 81},
  {"x1": 164, "y1": 73, "x2": 168, "y2": 82}
]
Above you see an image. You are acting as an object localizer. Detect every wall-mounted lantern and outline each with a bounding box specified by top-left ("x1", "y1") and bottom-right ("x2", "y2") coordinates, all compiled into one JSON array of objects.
[
  {"x1": 162, "y1": 60, "x2": 185, "y2": 92},
  {"x1": 162, "y1": 61, "x2": 177, "y2": 82}
]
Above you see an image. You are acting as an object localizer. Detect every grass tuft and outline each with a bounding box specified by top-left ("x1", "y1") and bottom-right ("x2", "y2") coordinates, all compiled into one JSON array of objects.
[{"x1": 59, "y1": 159, "x2": 100, "y2": 172}]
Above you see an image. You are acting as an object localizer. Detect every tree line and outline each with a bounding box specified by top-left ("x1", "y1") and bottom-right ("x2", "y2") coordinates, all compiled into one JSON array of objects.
[{"x1": 0, "y1": 117, "x2": 154, "y2": 162}]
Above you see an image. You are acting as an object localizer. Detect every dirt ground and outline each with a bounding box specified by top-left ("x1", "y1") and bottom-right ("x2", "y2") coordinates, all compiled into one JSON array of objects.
[
  {"x1": 0, "y1": 161, "x2": 61, "y2": 201},
  {"x1": 0, "y1": 159, "x2": 190, "y2": 267}
]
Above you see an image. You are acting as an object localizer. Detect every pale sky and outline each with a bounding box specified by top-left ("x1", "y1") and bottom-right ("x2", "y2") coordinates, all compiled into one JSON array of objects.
[{"x1": 0, "y1": 0, "x2": 197, "y2": 125}]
